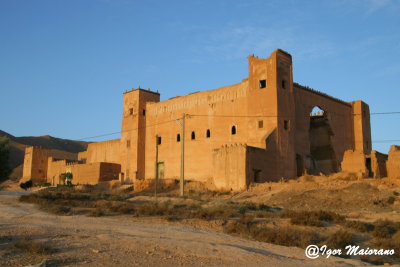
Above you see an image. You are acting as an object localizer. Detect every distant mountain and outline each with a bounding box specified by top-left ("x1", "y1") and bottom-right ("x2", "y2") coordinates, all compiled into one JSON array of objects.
[{"x1": 0, "y1": 130, "x2": 90, "y2": 180}]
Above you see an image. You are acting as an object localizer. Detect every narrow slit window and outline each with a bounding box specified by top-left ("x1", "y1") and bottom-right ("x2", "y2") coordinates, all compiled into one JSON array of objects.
[
  {"x1": 258, "y1": 120, "x2": 263, "y2": 128},
  {"x1": 191, "y1": 131, "x2": 195, "y2": 140},
  {"x1": 177, "y1": 134, "x2": 180, "y2": 142},
  {"x1": 143, "y1": 109, "x2": 146, "y2": 116},
  {"x1": 282, "y1": 80, "x2": 286, "y2": 89},
  {"x1": 129, "y1": 108, "x2": 133, "y2": 115},
  {"x1": 284, "y1": 120, "x2": 289, "y2": 130},
  {"x1": 157, "y1": 136, "x2": 162, "y2": 145},
  {"x1": 259, "y1": 80, "x2": 266, "y2": 89},
  {"x1": 206, "y1": 129, "x2": 211, "y2": 138},
  {"x1": 231, "y1": 126, "x2": 236, "y2": 135}
]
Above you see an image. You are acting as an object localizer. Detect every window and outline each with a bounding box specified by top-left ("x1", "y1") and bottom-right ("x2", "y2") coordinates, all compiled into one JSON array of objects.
[
  {"x1": 258, "y1": 120, "x2": 263, "y2": 128},
  {"x1": 157, "y1": 136, "x2": 162, "y2": 145},
  {"x1": 127, "y1": 140, "x2": 131, "y2": 148},
  {"x1": 177, "y1": 134, "x2": 180, "y2": 142},
  {"x1": 206, "y1": 129, "x2": 211, "y2": 138},
  {"x1": 129, "y1": 108, "x2": 133, "y2": 115},
  {"x1": 143, "y1": 109, "x2": 146, "y2": 116},
  {"x1": 231, "y1": 125, "x2": 236, "y2": 135},
  {"x1": 259, "y1": 80, "x2": 266, "y2": 89},
  {"x1": 282, "y1": 80, "x2": 286, "y2": 89},
  {"x1": 284, "y1": 120, "x2": 289, "y2": 130},
  {"x1": 191, "y1": 131, "x2": 196, "y2": 140}
]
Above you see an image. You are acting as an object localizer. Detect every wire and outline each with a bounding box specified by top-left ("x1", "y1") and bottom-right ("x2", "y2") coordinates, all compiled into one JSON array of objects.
[{"x1": 73, "y1": 111, "x2": 400, "y2": 142}]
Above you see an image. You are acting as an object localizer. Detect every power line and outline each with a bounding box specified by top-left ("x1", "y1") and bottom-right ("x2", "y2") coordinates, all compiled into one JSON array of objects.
[{"x1": 73, "y1": 111, "x2": 400, "y2": 141}]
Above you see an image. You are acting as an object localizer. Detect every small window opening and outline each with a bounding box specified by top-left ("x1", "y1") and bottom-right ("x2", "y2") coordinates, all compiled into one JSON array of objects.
[
  {"x1": 258, "y1": 120, "x2": 263, "y2": 128},
  {"x1": 157, "y1": 136, "x2": 162, "y2": 145},
  {"x1": 129, "y1": 108, "x2": 133, "y2": 115},
  {"x1": 206, "y1": 129, "x2": 211, "y2": 138},
  {"x1": 143, "y1": 109, "x2": 146, "y2": 116},
  {"x1": 259, "y1": 80, "x2": 266, "y2": 89},
  {"x1": 127, "y1": 140, "x2": 131, "y2": 148},
  {"x1": 191, "y1": 131, "x2": 195, "y2": 140},
  {"x1": 282, "y1": 80, "x2": 286, "y2": 89},
  {"x1": 177, "y1": 134, "x2": 180, "y2": 142},
  {"x1": 284, "y1": 120, "x2": 289, "y2": 130},
  {"x1": 231, "y1": 125, "x2": 236, "y2": 135}
]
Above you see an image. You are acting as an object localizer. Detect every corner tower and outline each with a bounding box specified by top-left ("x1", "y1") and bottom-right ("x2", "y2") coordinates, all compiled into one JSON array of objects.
[
  {"x1": 247, "y1": 49, "x2": 296, "y2": 179},
  {"x1": 120, "y1": 88, "x2": 160, "y2": 182}
]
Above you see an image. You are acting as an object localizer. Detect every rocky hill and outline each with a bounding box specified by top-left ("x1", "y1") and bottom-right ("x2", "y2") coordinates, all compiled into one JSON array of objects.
[{"x1": 0, "y1": 130, "x2": 90, "y2": 180}]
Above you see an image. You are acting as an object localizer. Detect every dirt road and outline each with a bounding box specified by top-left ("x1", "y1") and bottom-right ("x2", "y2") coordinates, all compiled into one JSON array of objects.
[{"x1": 0, "y1": 190, "x2": 369, "y2": 266}]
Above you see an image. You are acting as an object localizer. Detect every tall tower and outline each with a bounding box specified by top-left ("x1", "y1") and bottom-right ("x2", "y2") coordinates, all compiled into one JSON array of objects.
[
  {"x1": 247, "y1": 49, "x2": 296, "y2": 179},
  {"x1": 120, "y1": 88, "x2": 160, "y2": 182}
]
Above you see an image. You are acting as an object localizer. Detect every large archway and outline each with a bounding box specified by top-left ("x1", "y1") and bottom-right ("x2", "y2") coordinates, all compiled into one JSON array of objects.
[{"x1": 308, "y1": 106, "x2": 338, "y2": 175}]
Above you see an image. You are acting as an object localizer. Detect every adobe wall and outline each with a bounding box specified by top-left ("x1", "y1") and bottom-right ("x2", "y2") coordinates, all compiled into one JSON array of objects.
[
  {"x1": 84, "y1": 139, "x2": 121, "y2": 164},
  {"x1": 143, "y1": 50, "x2": 291, "y2": 185},
  {"x1": 212, "y1": 144, "x2": 247, "y2": 191},
  {"x1": 341, "y1": 150, "x2": 367, "y2": 175},
  {"x1": 21, "y1": 147, "x2": 49, "y2": 184},
  {"x1": 294, "y1": 84, "x2": 354, "y2": 174},
  {"x1": 47, "y1": 157, "x2": 120, "y2": 185},
  {"x1": 352, "y1": 101, "x2": 372, "y2": 154},
  {"x1": 388, "y1": 145, "x2": 400, "y2": 178},
  {"x1": 246, "y1": 146, "x2": 278, "y2": 182},
  {"x1": 371, "y1": 151, "x2": 388, "y2": 178}
]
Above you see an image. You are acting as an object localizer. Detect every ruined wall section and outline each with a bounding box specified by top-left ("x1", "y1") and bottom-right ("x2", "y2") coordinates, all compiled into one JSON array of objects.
[
  {"x1": 341, "y1": 150, "x2": 367, "y2": 175},
  {"x1": 371, "y1": 151, "x2": 387, "y2": 178},
  {"x1": 351, "y1": 100, "x2": 372, "y2": 154},
  {"x1": 22, "y1": 147, "x2": 49, "y2": 184},
  {"x1": 388, "y1": 145, "x2": 400, "y2": 178},
  {"x1": 84, "y1": 139, "x2": 120, "y2": 164},
  {"x1": 294, "y1": 84, "x2": 354, "y2": 173}
]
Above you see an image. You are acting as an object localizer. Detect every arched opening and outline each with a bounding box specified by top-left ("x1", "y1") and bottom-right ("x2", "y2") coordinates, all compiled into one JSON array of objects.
[
  {"x1": 231, "y1": 125, "x2": 236, "y2": 135},
  {"x1": 308, "y1": 106, "x2": 338, "y2": 175}
]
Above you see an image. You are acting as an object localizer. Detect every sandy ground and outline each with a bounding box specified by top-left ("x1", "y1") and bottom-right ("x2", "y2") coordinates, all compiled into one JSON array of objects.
[{"x1": 0, "y1": 190, "x2": 370, "y2": 267}]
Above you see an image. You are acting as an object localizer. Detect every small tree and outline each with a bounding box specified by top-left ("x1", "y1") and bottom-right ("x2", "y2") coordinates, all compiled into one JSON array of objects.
[
  {"x1": 65, "y1": 172, "x2": 73, "y2": 186},
  {"x1": 20, "y1": 180, "x2": 33, "y2": 190},
  {"x1": 0, "y1": 136, "x2": 10, "y2": 183},
  {"x1": 59, "y1": 172, "x2": 73, "y2": 186}
]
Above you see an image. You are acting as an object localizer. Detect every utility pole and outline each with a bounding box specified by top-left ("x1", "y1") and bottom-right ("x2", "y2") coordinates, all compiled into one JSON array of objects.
[
  {"x1": 180, "y1": 113, "x2": 185, "y2": 197},
  {"x1": 155, "y1": 135, "x2": 159, "y2": 201},
  {"x1": 173, "y1": 113, "x2": 185, "y2": 197}
]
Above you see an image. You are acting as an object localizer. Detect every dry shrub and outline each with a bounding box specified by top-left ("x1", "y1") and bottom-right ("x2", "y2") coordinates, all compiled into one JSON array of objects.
[
  {"x1": 371, "y1": 220, "x2": 400, "y2": 238},
  {"x1": 345, "y1": 220, "x2": 374, "y2": 233},
  {"x1": 108, "y1": 202, "x2": 136, "y2": 214},
  {"x1": 281, "y1": 210, "x2": 344, "y2": 227},
  {"x1": 15, "y1": 237, "x2": 52, "y2": 254},
  {"x1": 326, "y1": 230, "x2": 354, "y2": 251},
  {"x1": 88, "y1": 207, "x2": 104, "y2": 217},
  {"x1": 387, "y1": 196, "x2": 396, "y2": 205}
]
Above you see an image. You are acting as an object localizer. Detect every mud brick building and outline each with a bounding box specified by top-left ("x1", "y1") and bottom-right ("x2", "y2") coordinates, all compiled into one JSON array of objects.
[{"x1": 23, "y1": 49, "x2": 392, "y2": 190}]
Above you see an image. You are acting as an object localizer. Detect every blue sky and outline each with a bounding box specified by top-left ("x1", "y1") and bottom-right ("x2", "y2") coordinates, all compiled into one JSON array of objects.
[{"x1": 0, "y1": 0, "x2": 399, "y2": 153}]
